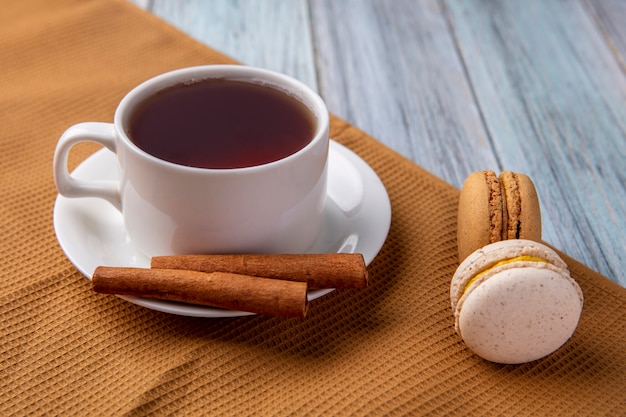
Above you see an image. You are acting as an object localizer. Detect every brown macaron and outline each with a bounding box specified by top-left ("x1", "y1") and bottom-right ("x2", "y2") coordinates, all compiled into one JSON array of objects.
[{"x1": 457, "y1": 170, "x2": 542, "y2": 262}]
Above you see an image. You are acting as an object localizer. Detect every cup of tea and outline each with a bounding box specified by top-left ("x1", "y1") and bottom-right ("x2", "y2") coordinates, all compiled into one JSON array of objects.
[{"x1": 53, "y1": 65, "x2": 330, "y2": 257}]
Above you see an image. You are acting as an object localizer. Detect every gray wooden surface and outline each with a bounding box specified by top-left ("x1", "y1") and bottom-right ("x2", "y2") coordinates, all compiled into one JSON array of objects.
[{"x1": 130, "y1": 0, "x2": 625, "y2": 287}]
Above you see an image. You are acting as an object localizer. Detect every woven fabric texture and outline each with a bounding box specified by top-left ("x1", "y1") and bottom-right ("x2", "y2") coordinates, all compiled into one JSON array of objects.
[{"x1": 1, "y1": 1, "x2": 625, "y2": 415}]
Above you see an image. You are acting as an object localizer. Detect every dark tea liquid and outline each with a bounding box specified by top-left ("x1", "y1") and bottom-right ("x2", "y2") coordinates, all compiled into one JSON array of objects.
[{"x1": 127, "y1": 78, "x2": 316, "y2": 169}]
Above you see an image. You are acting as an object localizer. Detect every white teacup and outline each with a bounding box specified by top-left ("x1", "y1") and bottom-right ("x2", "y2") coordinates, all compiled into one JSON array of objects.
[{"x1": 53, "y1": 65, "x2": 329, "y2": 257}]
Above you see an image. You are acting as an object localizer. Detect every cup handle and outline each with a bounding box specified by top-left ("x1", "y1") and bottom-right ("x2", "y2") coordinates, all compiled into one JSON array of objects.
[{"x1": 53, "y1": 122, "x2": 121, "y2": 211}]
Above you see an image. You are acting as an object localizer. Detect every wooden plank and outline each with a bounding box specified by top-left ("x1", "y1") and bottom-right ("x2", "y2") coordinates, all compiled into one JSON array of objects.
[
  {"x1": 446, "y1": 0, "x2": 626, "y2": 284},
  {"x1": 310, "y1": 0, "x2": 497, "y2": 188},
  {"x1": 148, "y1": 0, "x2": 318, "y2": 91},
  {"x1": 586, "y1": 0, "x2": 626, "y2": 71}
]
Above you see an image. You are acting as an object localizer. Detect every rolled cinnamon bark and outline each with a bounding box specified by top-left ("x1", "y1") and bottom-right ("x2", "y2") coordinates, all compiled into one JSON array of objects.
[
  {"x1": 92, "y1": 267, "x2": 308, "y2": 317},
  {"x1": 150, "y1": 253, "x2": 368, "y2": 289}
]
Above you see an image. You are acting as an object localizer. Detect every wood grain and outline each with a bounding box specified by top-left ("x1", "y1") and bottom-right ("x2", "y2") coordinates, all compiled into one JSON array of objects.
[
  {"x1": 587, "y1": 0, "x2": 626, "y2": 72},
  {"x1": 310, "y1": 0, "x2": 497, "y2": 187},
  {"x1": 149, "y1": 0, "x2": 318, "y2": 90},
  {"x1": 134, "y1": 0, "x2": 625, "y2": 286}
]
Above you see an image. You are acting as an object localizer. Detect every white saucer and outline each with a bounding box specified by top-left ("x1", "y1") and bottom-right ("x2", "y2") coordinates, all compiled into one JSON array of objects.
[{"x1": 53, "y1": 140, "x2": 391, "y2": 317}]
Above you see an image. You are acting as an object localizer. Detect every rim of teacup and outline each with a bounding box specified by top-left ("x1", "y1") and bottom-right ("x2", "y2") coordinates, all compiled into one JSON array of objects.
[{"x1": 113, "y1": 65, "x2": 329, "y2": 174}]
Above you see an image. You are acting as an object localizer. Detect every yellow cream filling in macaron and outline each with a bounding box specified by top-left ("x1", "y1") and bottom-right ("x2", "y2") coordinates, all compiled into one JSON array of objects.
[{"x1": 462, "y1": 255, "x2": 550, "y2": 296}]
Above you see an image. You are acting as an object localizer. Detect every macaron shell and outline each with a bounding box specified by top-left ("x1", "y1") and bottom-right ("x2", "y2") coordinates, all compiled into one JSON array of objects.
[
  {"x1": 499, "y1": 171, "x2": 542, "y2": 241},
  {"x1": 457, "y1": 171, "x2": 503, "y2": 262},
  {"x1": 515, "y1": 173, "x2": 542, "y2": 241},
  {"x1": 457, "y1": 266, "x2": 583, "y2": 364}
]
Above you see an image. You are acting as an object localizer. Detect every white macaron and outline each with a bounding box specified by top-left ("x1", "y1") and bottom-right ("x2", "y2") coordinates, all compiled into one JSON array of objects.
[{"x1": 451, "y1": 239, "x2": 584, "y2": 364}]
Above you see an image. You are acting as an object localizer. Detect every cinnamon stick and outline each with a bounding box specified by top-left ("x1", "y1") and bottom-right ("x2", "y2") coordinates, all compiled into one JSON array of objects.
[
  {"x1": 150, "y1": 253, "x2": 369, "y2": 289},
  {"x1": 92, "y1": 267, "x2": 308, "y2": 317}
]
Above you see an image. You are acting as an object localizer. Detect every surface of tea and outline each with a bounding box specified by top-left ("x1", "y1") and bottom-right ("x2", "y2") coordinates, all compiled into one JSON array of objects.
[{"x1": 128, "y1": 78, "x2": 316, "y2": 168}]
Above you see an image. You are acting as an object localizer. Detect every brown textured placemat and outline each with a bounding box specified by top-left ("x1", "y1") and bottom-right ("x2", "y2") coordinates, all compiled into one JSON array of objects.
[{"x1": 1, "y1": 1, "x2": 625, "y2": 415}]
